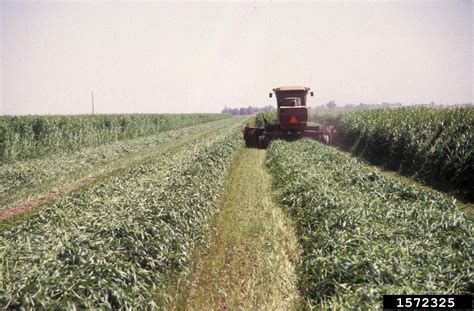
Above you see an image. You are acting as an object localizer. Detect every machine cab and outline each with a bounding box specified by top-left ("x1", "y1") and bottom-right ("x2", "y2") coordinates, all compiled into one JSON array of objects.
[{"x1": 270, "y1": 86, "x2": 313, "y2": 131}]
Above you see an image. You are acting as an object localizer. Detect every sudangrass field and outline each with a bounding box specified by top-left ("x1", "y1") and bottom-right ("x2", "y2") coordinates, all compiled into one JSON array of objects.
[
  {"x1": 0, "y1": 114, "x2": 229, "y2": 162},
  {"x1": 266, "y1": 139, "x2": 473, "y2": 309},
  {"x1": 0, "y1": 119, "x2": 243, "y2": 309},
  {"x1": 0, "y1": 118, "x2": 237, "y2": 212},
  {"x1": 1, "y1": 107, "x2": 472, "y2": 310},
  {"x1": 255, "y1": 111, "x2": 278, "y2": 127},
  {"x1": 311, "y1": 107, "x2": 474, "y2": 200},
  {"x1": 309, "y1": 108, "x2": 352, "y2": 128}
]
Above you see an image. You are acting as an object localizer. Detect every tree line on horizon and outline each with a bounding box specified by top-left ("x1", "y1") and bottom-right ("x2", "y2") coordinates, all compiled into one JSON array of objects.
[
  {"x1": 222, "y1": 105, "x2": 275, "y2": 116},
  {"x1": 222, "y1": 101, "x2": 472, "y2": 115}
]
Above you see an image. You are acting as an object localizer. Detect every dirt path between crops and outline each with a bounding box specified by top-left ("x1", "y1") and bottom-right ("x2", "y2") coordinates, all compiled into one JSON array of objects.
[{"x1": 171, "y1": 148, "x2": 302, "y2": 310}]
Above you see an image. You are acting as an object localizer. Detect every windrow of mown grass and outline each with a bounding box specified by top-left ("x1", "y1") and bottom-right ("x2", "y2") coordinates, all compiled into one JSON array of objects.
[
  {"x1": 311, "y1": 107, "x2": 474, "y2": 200},
  {"x1": 0, "y1": 113, "x2": 229, "y2": 162},
  {"x1": 266, "y1": 139, "x2": 473, "y2": 309},
  {"x1": 0, "y1": 119, "x2": 243, "y2": 309},
  {"x1": 0, "y1": 118, "x2": 237, "y2": 212}
]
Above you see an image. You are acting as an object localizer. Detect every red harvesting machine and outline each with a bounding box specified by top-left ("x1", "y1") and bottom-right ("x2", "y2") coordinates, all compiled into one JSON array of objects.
[{"x1": 243, "y1": 86, "x2": 332, "y2": 148}]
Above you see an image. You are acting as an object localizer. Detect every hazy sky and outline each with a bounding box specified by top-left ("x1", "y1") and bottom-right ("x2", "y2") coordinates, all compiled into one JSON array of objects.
[{"x1": 1, "y1": 1, "x2": 472, "y2": 115}]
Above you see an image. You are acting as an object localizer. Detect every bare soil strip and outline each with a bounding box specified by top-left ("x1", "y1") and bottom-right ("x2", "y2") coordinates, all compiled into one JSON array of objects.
[
  {"x1": 173, "y1": 148, "x2": 301, "y2": 310},
  {"x1": 0, "y1": 177, "x2": 95, "y2": 220}
]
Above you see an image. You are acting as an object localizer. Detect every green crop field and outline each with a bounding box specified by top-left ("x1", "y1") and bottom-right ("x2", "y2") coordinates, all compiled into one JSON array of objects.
[
  {"x1": 0, "y1": 111, "x2": 472, "y2": 310},
  {"x1": 1, "y1": 116, "x2": 244, "y2": 308},
  {"x1": 255, "y1": 111, "x2": 278, "y2": 127},
  {"x1": 0, "y1": 118, "x2": 236, "y2": 212},
  {"x1": 0, "y1": 114, "x2": 228, "y2": 162},
  {"x1": 310, "y1": 107, "x2": 474, "y2": 201},
  {"x1": 266, "y1": 139, "x2": 472, "y2": 309}
]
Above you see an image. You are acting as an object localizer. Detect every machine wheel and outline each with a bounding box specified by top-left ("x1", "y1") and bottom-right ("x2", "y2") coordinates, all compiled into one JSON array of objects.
[
  {"x1": 258, "y1": 135, "x2": 270, "y2": 148},
  {"x1": 243, "y1": 125, "x2": 265, "y2": 148},
  {"x1": 245, "y1": 136, "x2": 256, "y2": 148}
]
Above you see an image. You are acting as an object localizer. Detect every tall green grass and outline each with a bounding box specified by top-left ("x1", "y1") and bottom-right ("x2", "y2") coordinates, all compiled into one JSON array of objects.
[
  {"x1": 311, "y1": 107, "x2": 473, "y2": 200},
  {"x1": 0, "y1": 114, "x2": 229, "y2": 162},
  {"x1": 255, "y1": 112, "x2": 278, "y2": 127},
  {"x1": 309, "y1": 108, "x2": 352, "y2": 127}
]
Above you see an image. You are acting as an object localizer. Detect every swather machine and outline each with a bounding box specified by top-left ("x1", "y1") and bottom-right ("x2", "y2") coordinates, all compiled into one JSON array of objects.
[{"x1": 243, "y1": 86, "x2": 331, "y2": 148}]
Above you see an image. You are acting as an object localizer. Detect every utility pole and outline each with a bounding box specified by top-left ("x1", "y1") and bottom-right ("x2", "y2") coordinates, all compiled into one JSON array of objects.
[{"x1": 91, "y1": 91, "x2": 95, "y2": 115}]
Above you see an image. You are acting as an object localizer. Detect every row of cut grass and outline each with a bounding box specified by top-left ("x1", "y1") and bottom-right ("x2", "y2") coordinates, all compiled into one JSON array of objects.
[
  {"x1": 0, "y1": 118, "x2": 237, "y2": 211},
  {"x1": 0, "y1": 118, "x2": 243, "y2": 309},
  {"x1": 266, "y1": 139, "x2": 472, "y2": 309}
]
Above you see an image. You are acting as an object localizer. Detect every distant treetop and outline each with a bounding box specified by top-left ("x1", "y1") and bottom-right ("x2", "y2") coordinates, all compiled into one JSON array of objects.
[{"x1": 222, "y1": 105, "x2": 276, "y2": 115}]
